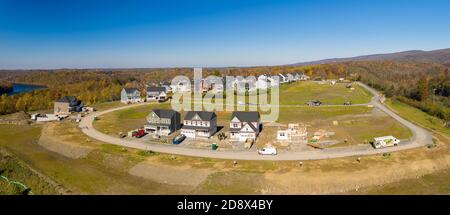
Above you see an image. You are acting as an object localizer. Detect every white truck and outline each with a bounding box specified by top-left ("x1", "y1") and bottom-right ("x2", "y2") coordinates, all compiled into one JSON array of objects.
[{"x1": 373, "y1": 136, "x2": 400, "y2": 149}]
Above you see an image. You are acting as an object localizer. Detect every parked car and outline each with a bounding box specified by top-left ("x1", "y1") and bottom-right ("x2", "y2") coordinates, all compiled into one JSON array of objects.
[
  {"x1": 133, "y1": 129, "x2": 146, "y2": 138},
  {"x1": 258, "y1": 147, "x2": 277, "y2": 155},
  {"x1": 119, "y1": 132, "x2": 127, "y2": 138},
  {"x1": 306, "y1": 100, "x2": 322, "y2": 106},
  {"x1": 172, "y1": 134, "x2": 186, "y2": 145},
  {"x1": 343, "y1": 101, "x2": 352, "y2": 106}
]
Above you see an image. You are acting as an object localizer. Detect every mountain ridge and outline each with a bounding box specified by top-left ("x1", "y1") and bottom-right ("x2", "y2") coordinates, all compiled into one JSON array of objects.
[{"x1": 291, "y1": 48, "x2": 450, "y2": 66}]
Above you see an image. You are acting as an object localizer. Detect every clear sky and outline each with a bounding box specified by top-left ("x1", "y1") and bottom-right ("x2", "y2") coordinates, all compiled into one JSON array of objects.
[{"x1": 1, "y1": 0, "x2": 449, "y2": 69}]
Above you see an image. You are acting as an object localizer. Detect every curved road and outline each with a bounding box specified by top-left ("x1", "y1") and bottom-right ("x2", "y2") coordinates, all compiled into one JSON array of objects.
[{"x1": 79, "y1": 82, "x2": 432, "y2": 161}]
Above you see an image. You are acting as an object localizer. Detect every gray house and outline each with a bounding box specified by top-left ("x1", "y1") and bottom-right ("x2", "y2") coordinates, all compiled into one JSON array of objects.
[
  {"x1": 121, "y1": 88, "x2": 141, "y2": 104},
  {"x1": 144, "y1": 109, "x2": 181, "y2": 136},
  {"x1": 229, "y1": 111, "x2": 261, "y2": 142},
  {"x1": 146, "y1": 87, "x2": 167, "y2": 101},
  {"x1": 54, "y1": 96, "x2": 84, "y2": 115},
  {"x1": 286, "y1": 73, "x2": 295, "y2": 82},
  {"x1": 181, "y1": 111, "x2": 217, "y2": 138}
]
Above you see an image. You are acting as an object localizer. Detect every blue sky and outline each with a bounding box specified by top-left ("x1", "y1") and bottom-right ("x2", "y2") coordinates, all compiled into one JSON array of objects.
[{"x1": 0, "y1": 0, "x2": 449, "y2": 69}]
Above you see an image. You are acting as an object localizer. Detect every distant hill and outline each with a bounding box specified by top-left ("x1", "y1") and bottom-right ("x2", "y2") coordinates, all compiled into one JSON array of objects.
[{"x1": 291, "y1": 48, "x2": 450, "y2": 67}]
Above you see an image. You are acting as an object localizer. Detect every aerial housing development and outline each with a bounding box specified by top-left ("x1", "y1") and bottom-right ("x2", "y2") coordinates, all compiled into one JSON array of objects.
[{"x1": 1, "y1": 1, "x2": 449, "y2": 198}]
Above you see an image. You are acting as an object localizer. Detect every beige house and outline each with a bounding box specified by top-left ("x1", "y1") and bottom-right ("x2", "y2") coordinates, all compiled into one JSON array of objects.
[{"x1": 54, "y1": 96, "x2": 84, "y2": 115}]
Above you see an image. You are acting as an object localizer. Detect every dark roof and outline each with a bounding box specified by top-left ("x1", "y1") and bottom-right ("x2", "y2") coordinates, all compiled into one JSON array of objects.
[
  {"x1": 146, "y1": 87, "x2": 166, "y2": 92},
  {"x1": 56, "y1": 96, "x2": 83, "y2": 107},
  {"x1": 123, "y1": 88, "x2": 139, "y2": 94},
  {"x1": 151, "y1": 109, "x2": 178, "y2": 119},
  {"x1": 231, "y1": 111, "x2": 260, "y2": 122},
  {"x1": 229, "y1": 122, "x2": 258, "y2": 132},
  {"x1": 184, "y1": 111, "x2": 217, "y2": 121},
  {"x1": 57, "y1": 96, "x2": 80, "y2": 104}
]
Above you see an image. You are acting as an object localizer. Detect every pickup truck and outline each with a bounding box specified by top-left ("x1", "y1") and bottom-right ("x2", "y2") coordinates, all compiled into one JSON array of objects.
[{"x1": 132, "y1": 129, "x2": 147, "y2": 138}]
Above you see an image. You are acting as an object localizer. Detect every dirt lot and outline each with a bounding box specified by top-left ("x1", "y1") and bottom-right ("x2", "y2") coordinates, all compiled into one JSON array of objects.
[
  {"x1": 129, "y1": 159, "x2": 215, "y2": 186},
  {"x1": 38, "y1": 122, "x2": 94, "y2": 159}
]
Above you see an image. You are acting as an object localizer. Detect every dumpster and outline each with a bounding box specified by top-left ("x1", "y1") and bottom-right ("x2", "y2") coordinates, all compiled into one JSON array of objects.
[{"x1": 211, "y1": 143, "x2": 218, "y2": 150}]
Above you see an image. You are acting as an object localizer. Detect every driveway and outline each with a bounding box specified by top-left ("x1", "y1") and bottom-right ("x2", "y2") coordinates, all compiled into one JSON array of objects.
[{"x1": 79, "y1": 82, "x2": 432, "y2": 161}]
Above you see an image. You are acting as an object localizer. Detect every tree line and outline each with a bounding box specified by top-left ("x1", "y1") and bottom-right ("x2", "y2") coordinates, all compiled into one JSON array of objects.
[{"x1": 346, "y1": 61, "x2": 449, "y2": 123}]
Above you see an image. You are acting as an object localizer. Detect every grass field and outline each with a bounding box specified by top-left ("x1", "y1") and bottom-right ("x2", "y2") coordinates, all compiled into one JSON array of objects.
[
  {"x1": 0, "y1": 148, "x2": 60, "y2": 195},
  {"x1": 356, "y1": 168, "x2": 450, "y2": 194},
  {"x1": 352, "y1": 99, "x2": 450, "y2": 194},
  {"x1": 386, "y1": 99, "x2": 450, "y2": 137},
  {"x1": 186, "y1": 81, "x2": 372, "y2": 106},
  {"x1": 0, "y1": 124, "x2": 193, "y2": 194},
  {"x1": 278, "y1": 81, "x2": 372, "y2": 105}
]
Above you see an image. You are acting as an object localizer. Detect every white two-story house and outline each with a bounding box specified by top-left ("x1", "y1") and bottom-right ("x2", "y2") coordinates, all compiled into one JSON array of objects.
[
  {"x1": 229, "y1": 111, "x2": 261, "y2": 142},
  {"x1": 121, "y1": 88, "x2": 141, "y2": 104}
]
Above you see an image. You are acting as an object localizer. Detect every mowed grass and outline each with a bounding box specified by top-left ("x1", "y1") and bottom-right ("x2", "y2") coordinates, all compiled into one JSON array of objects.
[
  {"x1": 330, "y1": 115, "x2": 412, "y2": 147},
  {"x1": 94, "y1": 102, "x2": 171, "y2": 135},
  {"x1": 278, "y1": 81, "x2": 372, "y2": 105},
  {"x1": 386, "y1": 99, "x2": 450, "y2": 137},
  {"x1": 184, "y1": 81, "x2": 372, "y2": 106},
  {"x1": 278, "y1": 106, "x2": 372, "y2": 122}
]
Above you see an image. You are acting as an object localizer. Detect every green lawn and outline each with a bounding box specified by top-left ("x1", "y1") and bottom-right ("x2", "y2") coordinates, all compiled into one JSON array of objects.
[
  {"x1": 278, "y1": 82, "x2": 372, "y2": 105},
  {"x1": 278, "y1": 106, "x2": 372, "y2": 122},
  {"x1": 94, "y1": 103, "x2": 171, "y2": 135},
  {"x1": 386, "y1": 99, "x2": 450, "y2": 137},
  {"x1": 184, "y1": 81, "x2": 373, "y2": 106}
]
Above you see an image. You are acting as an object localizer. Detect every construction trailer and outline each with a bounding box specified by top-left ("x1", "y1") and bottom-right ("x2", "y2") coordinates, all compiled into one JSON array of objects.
[{"x1": 373, "y1": 136, "x2": 400, "y2": 149}]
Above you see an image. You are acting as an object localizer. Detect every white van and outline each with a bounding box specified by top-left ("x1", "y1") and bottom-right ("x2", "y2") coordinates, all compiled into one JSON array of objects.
[{"x1": 258, "y1": 147, "x2": 277, "y2": 155}]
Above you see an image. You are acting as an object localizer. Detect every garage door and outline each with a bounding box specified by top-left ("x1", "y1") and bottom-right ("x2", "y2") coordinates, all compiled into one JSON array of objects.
[{"x1": 181, "y1": 129, "x2": 196, "y2": 138}]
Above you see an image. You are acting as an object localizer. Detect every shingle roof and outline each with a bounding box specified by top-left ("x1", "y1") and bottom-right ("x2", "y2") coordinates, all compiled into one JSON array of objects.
[
  {"x1": 146, "y1": 87, "x2": 166, "y2": 92},
  {"x1": 152, "y1": 109, "x2": 178, "y2": 119},
  {"x1": 231, "y1": 111, "x2": 260, "y2": 122},
  {"x1": 184, "y1": 111, "x2": 217, "y2": 121},
  {"x1": 57, "y1": 95, "x2": 81, "y2": 105},
  {"x1": 123, "y1": 88, "x2": 139, "y2": 94},
  {"x1": 229, "y1": 122, "x2": 258, "y2": 132}
]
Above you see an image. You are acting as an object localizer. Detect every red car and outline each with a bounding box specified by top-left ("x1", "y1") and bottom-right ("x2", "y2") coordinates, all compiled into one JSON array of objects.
[{"x1": 132, "y1": 129, "x2": 147, "y2": 138}]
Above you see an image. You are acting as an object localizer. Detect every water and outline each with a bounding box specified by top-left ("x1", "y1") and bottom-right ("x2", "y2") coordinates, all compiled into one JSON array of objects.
[{"x1": 7, "y1": 83, "x2": 46, "y2": 96}]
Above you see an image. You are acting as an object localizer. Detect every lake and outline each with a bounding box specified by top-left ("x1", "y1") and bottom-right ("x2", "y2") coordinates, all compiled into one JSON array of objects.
[{"x1": 7, "y1": 83, "x2": 47, "y2": 96}]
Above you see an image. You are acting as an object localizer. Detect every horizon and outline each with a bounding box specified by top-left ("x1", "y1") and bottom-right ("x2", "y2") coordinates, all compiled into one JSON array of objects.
[{"x1": 1, "y1": 0, "x2": 450, "y2": 69}]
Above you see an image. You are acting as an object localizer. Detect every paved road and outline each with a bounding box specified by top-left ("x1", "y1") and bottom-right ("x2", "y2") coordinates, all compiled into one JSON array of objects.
[{"x1": 79, "y1": 82, "x2": 432, "y2": 161}]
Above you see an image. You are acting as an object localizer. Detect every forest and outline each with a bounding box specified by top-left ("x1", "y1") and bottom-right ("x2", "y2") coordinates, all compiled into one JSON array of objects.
[
  {"x1": 0, "y1": 61, "x2": 449, "y2": 125},
  {"x1": 0, "y1": 83, "x2": 13, "y2": 95},
  {"x1": 345, "y1": 61, "x2": 449, "y2": 124}
]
